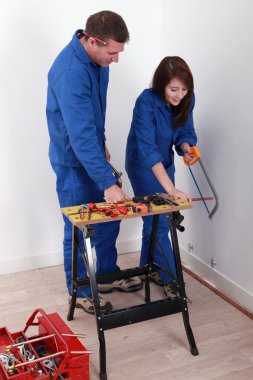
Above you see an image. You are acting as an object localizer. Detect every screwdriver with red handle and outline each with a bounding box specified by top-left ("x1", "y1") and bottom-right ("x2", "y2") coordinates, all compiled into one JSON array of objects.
[
  {"x1": 89, "y1": 202, "x2": 127, "y2": 216},
  {"x1": 113, "y1": 204, "x2": 128, "y2": 215}
]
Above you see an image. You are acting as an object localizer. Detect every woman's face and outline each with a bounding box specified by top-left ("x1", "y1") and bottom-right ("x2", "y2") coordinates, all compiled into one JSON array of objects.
[{"x1": 165, "y1": 78, "x2": 188, "y2": 106}]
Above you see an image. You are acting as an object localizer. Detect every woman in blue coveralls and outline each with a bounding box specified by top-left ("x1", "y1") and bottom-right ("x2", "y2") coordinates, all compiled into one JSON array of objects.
[{"x1": 125, "y1": 56, "x2": 197, "y2": 298}]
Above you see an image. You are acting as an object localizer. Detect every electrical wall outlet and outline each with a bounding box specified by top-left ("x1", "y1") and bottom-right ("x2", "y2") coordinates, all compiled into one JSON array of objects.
[
  {"x1": 210, "y1": 258, "x2": 216, "y2": 268},
  {"x1": 188, "y1": 243, "x2": 194, "y2": 253}
]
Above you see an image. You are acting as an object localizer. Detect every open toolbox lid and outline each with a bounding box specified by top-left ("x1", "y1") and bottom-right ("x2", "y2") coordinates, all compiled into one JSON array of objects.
[{"x1": 0, "y1": 308, "x2": 90, "y2": 380}]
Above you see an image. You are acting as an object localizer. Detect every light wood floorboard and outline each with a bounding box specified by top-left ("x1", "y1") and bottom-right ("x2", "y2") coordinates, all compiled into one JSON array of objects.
[{"x1": 0, "y1": 253, "x2": 252, "y2": 380}]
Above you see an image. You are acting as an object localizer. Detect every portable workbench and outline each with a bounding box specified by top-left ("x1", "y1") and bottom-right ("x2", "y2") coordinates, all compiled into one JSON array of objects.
[{"x1": 62, "y1": 199, "x2": 199, "y2": 380}]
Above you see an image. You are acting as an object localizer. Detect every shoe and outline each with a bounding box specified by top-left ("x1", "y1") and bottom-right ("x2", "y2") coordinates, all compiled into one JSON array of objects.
[
  {"x1": 149, "y1": 272, "x2": 163, "y2": 286},
  {"x1": 75, "y1": 296, "x2": 112, "y2": 315},
  {"x1": 98, "y1": 277, "x2": 143, "y2": 293},
  {"x1": 164, "y1": 282, "x2": 179, "y2": 299}
]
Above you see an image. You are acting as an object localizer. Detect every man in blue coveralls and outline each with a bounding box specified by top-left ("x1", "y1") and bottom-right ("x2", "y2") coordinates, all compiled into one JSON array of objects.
[{"x1": 46, "y1": 10, "x2": 142, "y2": 314}]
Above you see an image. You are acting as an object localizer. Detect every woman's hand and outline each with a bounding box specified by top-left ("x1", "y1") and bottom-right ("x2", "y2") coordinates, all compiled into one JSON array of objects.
[
  {"x1": 168, "y1": 187, "x2": 192, "y2": 202},
  {"x1": 183, "y1": 148, "x2": 196, "y2": 164},
  {"x1": 151, "y1": 162, "x2": 192, "y2": 202},
  {"x1": 180, "y1": 143, "x2": 195, "y2": 164}
]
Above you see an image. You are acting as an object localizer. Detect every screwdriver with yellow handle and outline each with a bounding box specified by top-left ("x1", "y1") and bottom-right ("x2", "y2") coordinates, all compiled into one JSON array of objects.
[{"x1": 183, "y1": 146, "x2": 219, "y2": 220}]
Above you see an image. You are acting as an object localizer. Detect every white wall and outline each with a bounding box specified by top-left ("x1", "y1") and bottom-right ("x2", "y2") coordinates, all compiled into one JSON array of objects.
[
  {"x1": 161, "y1": 0, "x2": 253, "y2": 311},
  {"x1": 1, "y1": 0, "x2": 252, "y2": 312}
]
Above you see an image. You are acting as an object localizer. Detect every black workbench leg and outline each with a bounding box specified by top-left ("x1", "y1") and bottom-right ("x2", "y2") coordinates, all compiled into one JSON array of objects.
[
  {"x1": 145, "y1": 215, "x2": 160, "y2": 303},
  {"x1": 182, "y1": 308, "x2": 199, "y2": 356},
  {"x1": 84, "y1": 235, "x2": 107, "y2": 380},
  {"x1": 169, "y1": 216, "x2": 199, "y2": 356},
  {"x1": 67, "y1": 225, "x2": 79, "y2": 321}
]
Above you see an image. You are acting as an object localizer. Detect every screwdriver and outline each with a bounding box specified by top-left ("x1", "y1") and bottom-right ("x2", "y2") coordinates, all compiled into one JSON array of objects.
[{"x1": 113, "y1": 204, "x2": 128, "y2": 215}]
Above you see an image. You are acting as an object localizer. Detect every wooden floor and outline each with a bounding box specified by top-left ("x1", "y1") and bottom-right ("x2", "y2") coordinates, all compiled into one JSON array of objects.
[{"x1": 0, "y1": 252, "x2": 253, "y2": 380}]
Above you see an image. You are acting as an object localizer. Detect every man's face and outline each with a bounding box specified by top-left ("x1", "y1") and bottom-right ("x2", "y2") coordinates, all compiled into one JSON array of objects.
[{"x1": 91, "y1": 39, "x2": 125, "y2": 67}]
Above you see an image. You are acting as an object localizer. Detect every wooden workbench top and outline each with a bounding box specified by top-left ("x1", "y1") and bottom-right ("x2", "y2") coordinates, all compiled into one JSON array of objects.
[{"x1": 61, "y1": 199, "x2": 192, "y2": 227}]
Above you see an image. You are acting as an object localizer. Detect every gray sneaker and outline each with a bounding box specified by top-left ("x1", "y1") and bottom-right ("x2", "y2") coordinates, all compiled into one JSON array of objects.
[
  {"x1": 75, "y1": 296, "x2": 112, "y2": 315},
  {"x1": 164, "y1": 282, "x2": 179, "y2": 299},
  {"x1": 98, "y1": 277, "x2": 143, "y2": 293},
  {"x1": 149, "y1": 272, "x2": 163, "y2": 286}
]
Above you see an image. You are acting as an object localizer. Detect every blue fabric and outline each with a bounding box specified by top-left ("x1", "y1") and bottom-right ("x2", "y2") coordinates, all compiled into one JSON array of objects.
[
  {"x1": 46, "y1": 31, "x2": 120, "y2": 297},
  {"x1": 128, "y1": 169, "x2": 176, "y2": 283},
  {"x1": 46, "y1": 30, "x2": 116, "y2": 191},
  {"x1": 125, "y1": 89, "x2": 197, "y2": 283},
  {"x1": 52, "y1": 165, "x2": 120, "y2": 297}
]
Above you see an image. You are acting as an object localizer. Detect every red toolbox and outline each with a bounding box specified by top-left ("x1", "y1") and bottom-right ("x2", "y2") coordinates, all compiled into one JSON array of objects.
[{"x1": 0, "y1": 309, "x2": 90, "y2": 379}]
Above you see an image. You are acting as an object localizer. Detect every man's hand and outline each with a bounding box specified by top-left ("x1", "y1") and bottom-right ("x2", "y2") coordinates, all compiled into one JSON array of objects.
[{"x1": 104, "y1": 184, "x2": 131, "y2": 203}]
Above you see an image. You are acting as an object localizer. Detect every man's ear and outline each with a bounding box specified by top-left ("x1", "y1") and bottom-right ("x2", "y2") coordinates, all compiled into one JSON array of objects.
[{"x1": 88, "y1": 37, "x2": 96, "y2": 47}]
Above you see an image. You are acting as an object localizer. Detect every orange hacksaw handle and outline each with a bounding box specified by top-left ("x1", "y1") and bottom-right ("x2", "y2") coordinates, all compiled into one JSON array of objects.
[{"x1": 183, "y1": 146, "x2": 201, "y2": 166}]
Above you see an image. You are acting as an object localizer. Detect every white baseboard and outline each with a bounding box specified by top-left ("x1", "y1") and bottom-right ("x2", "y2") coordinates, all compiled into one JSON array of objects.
[
  {"x1": 181, "y1": 247, "x2": 253, "y2": 313},
  {"x1": 0, "y1": 251, "x2": 63, "y2": 275},
  {"x1": 0, "y1": 239, "x2": 141, "y2": 276},
  {"x1": 117, "y1": 238, "x2": 141, "y2": 255}
]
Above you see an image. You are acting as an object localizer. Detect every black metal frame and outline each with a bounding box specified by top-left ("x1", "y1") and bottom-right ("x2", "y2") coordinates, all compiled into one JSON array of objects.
[{"x1": 67, "y1": 213, "x2": 198, "y2": 380}]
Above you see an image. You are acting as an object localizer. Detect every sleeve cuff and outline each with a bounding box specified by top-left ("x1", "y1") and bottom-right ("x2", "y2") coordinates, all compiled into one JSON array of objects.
[{"x1": 143, "y1": 152, "x2": 163, "y2": 168}]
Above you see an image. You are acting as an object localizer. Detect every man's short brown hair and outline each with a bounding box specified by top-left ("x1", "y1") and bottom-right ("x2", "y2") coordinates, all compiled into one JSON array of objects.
[{"x1": 85, "y1": 10, "x2": 129, "y2": 44}]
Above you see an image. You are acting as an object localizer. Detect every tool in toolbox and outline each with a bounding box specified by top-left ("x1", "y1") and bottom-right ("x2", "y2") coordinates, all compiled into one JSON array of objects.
[
  {"x1": 183, "y1": 146, "x2": 219, "y2": 219},
  {"x1": 0, "y1": 308, "x2": 91, "y2": 379}
]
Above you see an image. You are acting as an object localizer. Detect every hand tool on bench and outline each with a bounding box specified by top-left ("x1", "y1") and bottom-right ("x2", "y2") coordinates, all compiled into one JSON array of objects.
[
  {"x1": 89, "y1": 202, "x2": 128, "y2": 216},
  {"x1": 157, "y1": 193, "x2": 214, "y2": 203},
  {"x1": 88, "y1": 202, "x2": 120, "y2": 217},
  {"x1": 113, "y1": 204, "x2": 128, "y2": 215},
  {"x1": 79, "y1": 203, "x2": 91, "y2": 220}
]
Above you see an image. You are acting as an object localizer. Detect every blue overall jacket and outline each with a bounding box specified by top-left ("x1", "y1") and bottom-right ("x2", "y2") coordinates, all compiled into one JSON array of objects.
[
  {"x1": 46, "y1": 30, "x2": 116, "y2": 191},
  {"x1": 126, "y1": 88, "x2": 197, "y2": 185}
]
